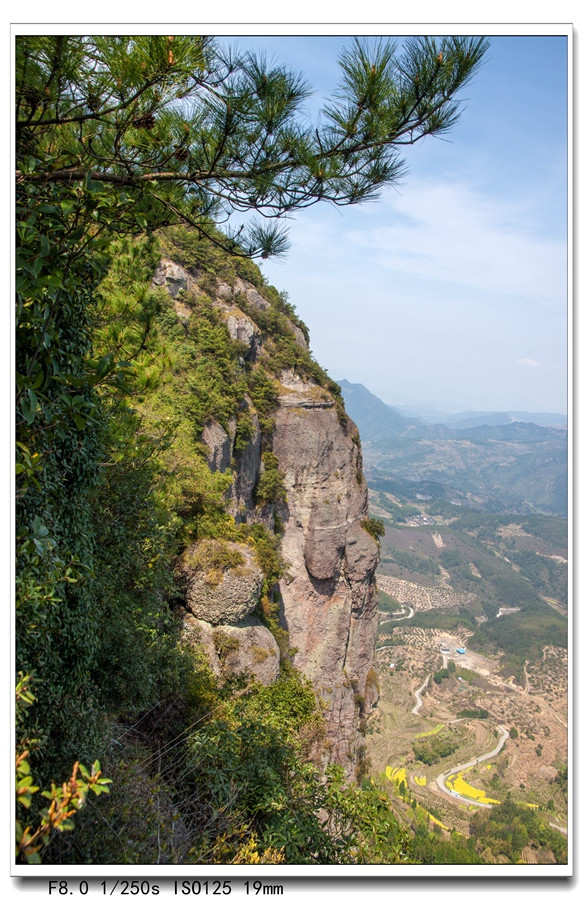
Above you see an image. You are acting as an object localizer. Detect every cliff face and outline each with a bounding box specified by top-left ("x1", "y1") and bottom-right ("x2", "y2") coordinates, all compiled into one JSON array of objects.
[
  {"x1": 273, "y1": 376, "x2": 379, "y2": 771},
  {"x1": 153, "y1": 246, "x2": 379, "y2": 776}
]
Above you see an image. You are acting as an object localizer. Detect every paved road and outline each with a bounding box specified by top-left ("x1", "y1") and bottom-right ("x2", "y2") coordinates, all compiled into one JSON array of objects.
[
  {"x1": 435, "y1": 725, "x2": 510, "y2": 808},
  {"x1": 378, "y1": 605, "x2": 414, "y2": 624},
  {"x1": 412, "y1": 674, "x2": 431, "y2": 716}
]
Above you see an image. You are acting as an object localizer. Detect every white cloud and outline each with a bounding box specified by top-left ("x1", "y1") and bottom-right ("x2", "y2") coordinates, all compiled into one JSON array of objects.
[
  {"x1": 517, "y1": 357, "x2": 541, "y2": 368},
  {"x1": 344, "y1": 179, "x2": 566, "y2": 306}
]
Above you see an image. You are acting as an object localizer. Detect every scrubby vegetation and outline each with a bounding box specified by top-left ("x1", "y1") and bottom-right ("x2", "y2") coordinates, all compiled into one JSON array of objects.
[
  {"x1": 413, "y1": 734, "x2": 459, "y2": 765},
  {"x1": 15, "y1": 211, "x2": 418, "y2": 865},
  {"x1": 470, "y1": 800, "x2": 567, "y2": 864}
]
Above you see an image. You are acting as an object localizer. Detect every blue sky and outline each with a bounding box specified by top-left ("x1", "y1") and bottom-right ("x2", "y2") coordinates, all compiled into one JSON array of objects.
[{"x1": 224, "y1": 32, "x2": 569, "y2": 414}]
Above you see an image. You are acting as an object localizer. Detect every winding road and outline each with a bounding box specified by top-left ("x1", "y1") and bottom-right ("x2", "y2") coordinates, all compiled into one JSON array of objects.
[
  {"x1": 412, "y1": 675, "x2": 431, "y2": 716},
  {"x1": 435, "y1": 725, "x2": 510, "y2": 808}
]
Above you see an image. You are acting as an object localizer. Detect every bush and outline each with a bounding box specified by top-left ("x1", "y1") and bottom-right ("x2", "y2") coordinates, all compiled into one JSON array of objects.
[{"x1": 362, "y1": 516, "x2": 385, "y2": 541}]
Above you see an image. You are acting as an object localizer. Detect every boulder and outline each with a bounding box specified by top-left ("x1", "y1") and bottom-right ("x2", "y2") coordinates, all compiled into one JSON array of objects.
[
  {"x1": 213, "y1": 619, "x2": 280, "y2": 685},
  {"x1": 179, "y1": 540, "x2": 264, "y2": 625}
]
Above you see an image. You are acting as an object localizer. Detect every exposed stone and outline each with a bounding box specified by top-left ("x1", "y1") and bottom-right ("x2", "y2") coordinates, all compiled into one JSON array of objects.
[
  {"x1": 278, "y1": 370, "x2": 335, "y2": 410},
  {"x1": 201, "y1": 419, "x2": 233, "y2": 473},
  {"x1": 179, "y1": 611, "x2": 279, "y2": 685},
  {"x1": 229, "y1": 405, "x2": 262, "y2": 521},
  {"x1": 289, "y1": 322, "x2": 309, "y2": 351},
  {"x1": 178, "y1": 611, "x2": 222, "y2": 677},
  {"x1": 213, "y1": 619, "x2": 280, "y2": 685},
  {"x1": 216, "y1": 281, "x2": 234, "y2": 301},
  {"x1": 232, "y1": 278, "x2": 271, "y2": 312},
  {"x1": 152, "y1": 258, "x2": 197, "y2": 297},
  {"x1": 164, "y1": 257, "x2": 379, "y2": 778},
  {"x1": 272, "y1": 383, "x2": 379, "y2": 777},
  {"x1": 179, "y1": 540, "x2": 264, "y2": 625},
  {"x1": 225, "y1": 311, "x2": 261, "y2": 360}
]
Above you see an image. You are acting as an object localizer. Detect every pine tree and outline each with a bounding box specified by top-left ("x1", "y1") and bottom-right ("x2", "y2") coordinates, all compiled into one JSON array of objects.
[{"x1": 16, "y1": 34, "x2": 488, "y2": 258}]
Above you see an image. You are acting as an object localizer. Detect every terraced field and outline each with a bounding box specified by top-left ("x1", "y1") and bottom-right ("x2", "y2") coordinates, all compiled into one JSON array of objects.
[{"x1": 366, "y1": 618, "x2": 568, "y2": 837}]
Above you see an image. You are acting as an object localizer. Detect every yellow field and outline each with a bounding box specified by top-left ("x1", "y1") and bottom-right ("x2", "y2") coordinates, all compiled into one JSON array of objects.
[
  {"x1": 414, "y1": 724, "x2": 445, "y2": 739},
  {"x1": 385, "y1": 765, "x2": 407, "y2": 785},
  {"x1": 427, "y1": 811, "x2": 448, "y2": 830},
  {"x1": 413, "y1": 775, "x2": 427, "y2": 786},
  {"x1": 446, "y1": 770, "x2": 500, "y2": 805}
]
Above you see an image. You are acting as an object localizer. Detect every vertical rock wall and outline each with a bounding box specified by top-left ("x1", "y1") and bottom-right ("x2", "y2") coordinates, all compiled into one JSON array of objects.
[{"x1": 272, "y1": 375, "x2": 379, "y2": 776}]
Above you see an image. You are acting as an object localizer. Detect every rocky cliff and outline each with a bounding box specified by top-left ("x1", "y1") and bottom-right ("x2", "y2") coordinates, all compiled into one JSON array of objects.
[
  {"x1": 273, "y1": 375, "x2": 379, "y2": 771},
  {"x1": 153, "y1": 236, "x2": 379, "y2": 776}
]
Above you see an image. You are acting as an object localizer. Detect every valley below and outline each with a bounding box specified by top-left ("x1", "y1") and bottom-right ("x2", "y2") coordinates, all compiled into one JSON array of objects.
[
  {"x1": 367, "y1": 602, "x2": 567, "y2": 835},
  {"x1": 363, "y1": 485, "x2": 569, "y2": 862},
  {"x1": 342, "y1": 380, "x2": 569, "y2": 863}
]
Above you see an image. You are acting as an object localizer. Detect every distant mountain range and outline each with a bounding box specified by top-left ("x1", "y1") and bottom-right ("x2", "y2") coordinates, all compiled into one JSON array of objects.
[
  {"x1": 338, "y1": 380, "x2": 568, "y2": 517},
  {"x1": 337, "y1": 381, "x2": 567, "y2": 436}
]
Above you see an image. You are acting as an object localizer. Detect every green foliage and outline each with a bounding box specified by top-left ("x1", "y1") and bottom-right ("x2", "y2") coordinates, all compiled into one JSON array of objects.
[
  {"x1": 255, "y1": 452, "x2": 287, "y2": 506},
  {"x1": 413, "y1": 732, "x2": 459, "y2": 765},
  {"x1": 382, "y1": 607, "x2": 476, "y2": 635},
  {"x1": 182, "y1": 539, "x2": 245, "y2": 577},
  {"x1": 472, "y1": 605, "x2": 567, "y2": 678},
  {"x1": 179, "y1": 677, "x2": 413, "y2": 864},
  {"x1": 433, "y1": 667, "x2": 451, "y2": 685},
  {"x1": 456, "y1": 667, "x2": 478, "y2": 684},
  {"x1": 470, "y1": 799, "x2": 567, "y2": 864},
  {"x1": 248, "y1": 524, "x2": 286, "y2": 589},
  {"x1": 508, "y1": 548, "x2": 567, "y2": 604},
  {"x1": 362, "y1": 516, "x2": 386, "y2": 541},
  {"x1": 15, "y1": 33, "x2": 490, "y2": 865},
  {"x1": 383, "y1": 547, "x2": 440, "y2": 576},
  {"x1": 440, "y1": 547, "x2": 464, "y2": 568},
  {"x1": 410, "y1": 829, "x2": 482, "y2": 864},
  {"x1": 458, "y1": 708, "x2": 489, "y2": 719},
  {"x1": 377, "y1": 589, "x2": 401, "y2": 612},
  {"x1": 16, "y1": 34, "x2": 488, "y2": 259},
  {"x1": 233, "y1": 410, "x2": 256, "y2": 454},
  {"x1": 15, "y1": 675, "x2": 111, "y2": 865}
]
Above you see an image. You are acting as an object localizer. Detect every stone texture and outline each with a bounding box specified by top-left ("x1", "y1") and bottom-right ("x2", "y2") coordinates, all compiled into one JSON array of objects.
[
  {"x1": 272, "y1": 378, "x2": 379, "y2": 777},
  {"x1": 288, "y1": 322, "x2": 309, "y2": 351},
  {"x1": 213, "y1": 619, "x2": 280, "y2": 685},
  {"x1": 201, "y1": 419, "x2": 233, "y2": 473},
  {"x1": 152, "y1": 258, "x2": 197, "y2": 297},
  {"x1": 179, "y1": 611, "x2": 222, "y2": 677},
  {"x1": 225, "y1": 312, "x2": 261, "y2": 359},
  {"x1": 161, "y1": 256, "x2": 379, "y2": 775},
  {"x1": 179, "y1": 541, "x2": 264, "y2": 625},
  {"x1": 179, "y1": 612, "x2": 279, "y2": 685},
  {"x1": 230, "y1": 408, "x2": 262, "y2": 521}
]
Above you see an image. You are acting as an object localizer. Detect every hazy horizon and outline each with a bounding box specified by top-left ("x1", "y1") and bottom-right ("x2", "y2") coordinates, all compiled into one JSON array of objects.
[{"x1": 336, "y1": 376, "x2": 568, "y2": 419}]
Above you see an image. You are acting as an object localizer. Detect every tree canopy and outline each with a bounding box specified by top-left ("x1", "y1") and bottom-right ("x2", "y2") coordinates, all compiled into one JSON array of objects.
[{"x1": 16, "y1": 34, "x2": 488, "y2": 257}]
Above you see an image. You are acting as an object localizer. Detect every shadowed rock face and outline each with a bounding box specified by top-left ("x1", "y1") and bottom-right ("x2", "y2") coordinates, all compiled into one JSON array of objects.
[{"x1": 273, "y1": 385, "x2": 379, "y2": 776}]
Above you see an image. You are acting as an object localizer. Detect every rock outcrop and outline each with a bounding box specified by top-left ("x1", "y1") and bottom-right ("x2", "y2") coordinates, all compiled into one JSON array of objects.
[
  {"x1": 178, "y1": 540, "x2": 263, "y2": 625},
  {"x1": 273, "y1": 378, "x2": 379, "y2": 774},
  {"x1": 155, "y1": 248, "x2": 379, "y2": 777},
  {"x1": 179, "y1": 612, "x2": 280, "y2": 686}
]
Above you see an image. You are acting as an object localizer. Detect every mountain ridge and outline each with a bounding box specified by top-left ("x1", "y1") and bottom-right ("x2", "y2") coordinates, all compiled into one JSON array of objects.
[
  {"x1": 338, "y1": 380, "x2": 567, "y2": 433},
  {"x1": 339, "y1": 379, "x2": 567, "y2": 517}
]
